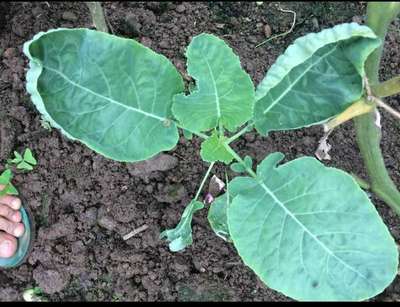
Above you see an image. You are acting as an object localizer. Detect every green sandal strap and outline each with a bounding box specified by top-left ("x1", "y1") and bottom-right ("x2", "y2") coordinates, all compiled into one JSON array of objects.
[{"x1": 0, "y1": 206, "x2": 32, "y2": 268}]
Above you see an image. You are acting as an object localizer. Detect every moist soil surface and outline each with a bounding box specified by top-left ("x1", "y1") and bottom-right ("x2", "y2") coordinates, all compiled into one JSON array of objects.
[{"x1": 1, "y1": 1, "x2": 400, "y2": 302}]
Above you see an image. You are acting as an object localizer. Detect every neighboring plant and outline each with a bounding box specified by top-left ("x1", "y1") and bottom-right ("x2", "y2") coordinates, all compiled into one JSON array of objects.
[
  {"x1": 22, "y1": 17, "x2": 400, "y2": 301},
  {"x1": 1, "y1": 148, "x2": 37, "y2": 196},
  {"x1": 8, "y1": 148, "x2": 38, "y2": 171},
  {"x1": 0, "y1": 169, "x2": 18, "y2": 196},
  {"x1": 22, "y1": 287, "x2": 47, "y2": 302}
]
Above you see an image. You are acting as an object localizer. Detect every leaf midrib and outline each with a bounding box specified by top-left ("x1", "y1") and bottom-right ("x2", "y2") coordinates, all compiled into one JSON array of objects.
[
  {"x1": 262, "y1": 45, "x2": 339, "y2": 115},
  {"x1": 257, "y1": 179, "x2": 375, "y2": 287},
  {"x1": 43, "y1": 65, "x2": 166, "y2": 122},
  {"x1": 203, "y1": 57, "x2": 222, "y2": 119}
]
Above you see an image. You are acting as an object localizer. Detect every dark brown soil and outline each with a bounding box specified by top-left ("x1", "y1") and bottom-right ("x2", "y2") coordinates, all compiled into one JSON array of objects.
[{"x1": 0, "y1": 1, "x2": 399, "y2": 302}]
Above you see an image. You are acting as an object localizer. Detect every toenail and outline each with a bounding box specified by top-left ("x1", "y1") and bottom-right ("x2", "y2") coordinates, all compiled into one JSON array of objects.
[
  {"x1": 13, "y1": 224, "x2": 24, "y2": 237},
  {"x1": 11, "y1": 198, "x2": 21, "y2": 209},
  {"x1": 0, "y1": 240, "x2": 11, "y2": 254}
]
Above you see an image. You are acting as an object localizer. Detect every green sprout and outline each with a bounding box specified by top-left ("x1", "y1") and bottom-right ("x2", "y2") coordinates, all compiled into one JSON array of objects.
[
  {"x1": 0, "y1": 169, "x2": 18, "y2": 196},
  {"x1": 9, "y1": 148, "x2": 37, "y2": 171}
]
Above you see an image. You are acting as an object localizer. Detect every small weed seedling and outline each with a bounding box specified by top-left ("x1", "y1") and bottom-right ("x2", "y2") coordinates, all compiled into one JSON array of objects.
[
  {"x1": 23, "y1": 3, "x2": 400, "y2": 301},
  {"x1": 22, "y1": 287, "x2": 47, "y2": 302},
  {"x1": 8, "y1": 148, "x2": 38, "y2": 171},
  {"x1": 1, "y1": 148, "x2": 37, "y2": 196},
  {"x1": 0, "y1": 169, "x2": 18, "y2": 197}
]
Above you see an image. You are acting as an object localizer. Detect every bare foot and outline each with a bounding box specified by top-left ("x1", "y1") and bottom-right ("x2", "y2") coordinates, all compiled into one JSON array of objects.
[{"x1": 0, "y1": 185, "x2": 25, "y2": 258}]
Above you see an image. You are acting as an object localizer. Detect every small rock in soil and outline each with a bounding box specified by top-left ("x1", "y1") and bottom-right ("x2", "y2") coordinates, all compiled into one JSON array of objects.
[
  {"x1": 176, "y1": 4, "x2": 186, "y2": 13},
  {"x1": 97, "y1": 214, "x2": 118, "y2": 231},
  {"x1": 109, "y1": 203, "x2": 137, "y2": 223},
  {"x1": 83, "y1": 207, "x2": 98, "y2": 226},
  {"x1": 11, "y1": 18, "x2": 26, "y2": 37},
  {"x1": 159, "y1": 39, "x2": 170, "y2": 49},
  {"x1": 244, "y1": 133, "x2": 256, "y2": 142},
  {"x1": 247, "y1": 35, "x2": 257, "y2": 44},
  {"x1": 32, "y1": 6, "x2": 44, "y2": 17},
  {"x1": 125, "y1": 13, "x2": 142, "y2": 36},
  {"x1": 352, "y1": 15, "x2": 363, "y2": 24},
  {"x1": 311, "y1": 17, "x2": 319, "y2": 30},
  {"x1": 263, "y1": 24, "x2": 272, "y2": 38},
  {"x1": 33, "y1": 267, "x2": 70, "y2": 294},
  {"x1": 140, "y1": 36, "x2": 153, "y2": 48},
  {"x1": 145, "y1": 2, "x2": 169, "y2": 14},
  {"x1": 3, "y1": 47, "x2": 17, "y2": 58},
  {"x1": 127, "y1": 153, "x2": 178, "y2": 177},
  {"x1": 62, "y1": 11, "x2": 78, "y2": 22}
]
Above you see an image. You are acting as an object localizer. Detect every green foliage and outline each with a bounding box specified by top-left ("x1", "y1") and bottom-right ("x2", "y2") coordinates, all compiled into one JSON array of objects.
[
  {"x1": 228, "y1": 153, "x2": 398, "y2": 301},
  {"x1": 172, "y1": 33, "x2": 255, "y2": 133},
  {"x1": 24, "y1": 28, "x2": 184, "y2": 162},
  {"x1": 160, "y1": 200, "x2": 204, "y2": 252},
  {"x1": 200, "y1": 131, "x2": 233, "y2": 164},
  {"x1": 254, "y1": 23, "x2": 380, "y2": 135},
  {"x1": 0, "y1": 169, "x2": 18, "y2": 196},
  {"x1": 230, "y1": 155, "x2": 252, "y2": 173},
  {"x1": 23, "y1": 23, "x2": 398, "y2": 301},
  {"x1": 9, "y1": 149, "x2": 37, "y2": 171},
  {"x1": 208, "y1": 193, "x2": 231, "y2": 242}
]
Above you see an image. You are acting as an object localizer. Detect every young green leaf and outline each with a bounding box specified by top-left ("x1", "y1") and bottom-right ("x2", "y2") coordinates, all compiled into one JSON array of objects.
[
  {"x1": 0, "y1": 169, "x2": 12, "y2": 185},
  {"x1": 200, "y1": 131, "x2": 233, "y2": 164},
  {"x1": 17, "y1": 161, "x2": 34, "y2": 171},
  {"x1": 10, "y1": 151, "x2": 23, "y2": 164},
  {"x1": 0, "y1": 183, "x2": 19, "y2": 196},
  {"x1": 160, "y1": 200, "x2": 204, "y2": 252},
  {"x1": 230, "y1": 155, "x2": 252, "y2": 173},
  {"x1": 172, "y1": 33, "x2": 255, "y2": 133},
  {"x1": 23, "y1": 148, "x2": 37, "y2": 166},
  {"x1": 254, "y1": 23, "x2": 381, "y2": 135},
  {"x1": 24, "y1": 28, "x2": 184, "y2": 162},
  {"x1": 0, "y1": 170, "x2": 18, "y2": 196},
  {"x1": 227, "y1": 153, "x2": 398, "y2": 301},
  {"x1": 208, "y1": 193, "x2": 231, "y2": 242}
]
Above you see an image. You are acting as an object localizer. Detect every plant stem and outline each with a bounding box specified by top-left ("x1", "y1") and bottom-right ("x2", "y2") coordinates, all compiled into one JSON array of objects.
[
  {"x1": 371, "y1": 75, "x2": 400, "y2": 98},
  {"x1": 353, "y1": 2, "x2": 400, "y2": 215},
  {"x1": 194, "y1": 162, "x2": 215, "y2": 200},
  {"x1": 174, "y1": 122, "x2": 209, "y2": 139},
  {"x1": 226, "y1": 122, "x2": 254, "y2": 144},
  {"x1": 223, "y1": 142, "x2": 257, "y2": 178},
  {"x1": 374, "y1": 97, "x2": 400, "y2": 120},
  {"x1": 85, "y1": 2, "x2": 109, "y2": 33}
]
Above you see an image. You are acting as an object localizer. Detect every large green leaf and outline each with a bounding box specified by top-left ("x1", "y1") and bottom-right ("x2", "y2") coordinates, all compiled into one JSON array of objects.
[
  {"x1": 172, "y1": 33, "x2": 255, "y2": 133},
  {"x1": 228, "y1": 153, "x2": 398, "y2": 301},
  {"x1": 254, "y1": 23, "x2": 381, "y2": 135},
  {"x1": 23, "y1": 28, "x2": 184, "y2": 162},
  {"x1": 160, "y1": 200, "x2": 204, "y2": 252}
]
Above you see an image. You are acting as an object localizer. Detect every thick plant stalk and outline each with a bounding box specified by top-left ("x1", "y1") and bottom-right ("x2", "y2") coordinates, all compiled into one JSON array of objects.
[
  {"x1": 85, "y1": 2, "x2": 109, "y2": 33},
  {"x1": 354, "y1": 2, "x2": 400, "y2": 215}
]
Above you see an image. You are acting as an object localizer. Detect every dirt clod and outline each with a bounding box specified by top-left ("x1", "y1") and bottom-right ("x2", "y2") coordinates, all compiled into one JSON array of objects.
[
  {"x1": 127, "y1": 153, "x2": 178, "y2": 177},
  {"x1": 33, "y1": 267, "x2": 70, "y2": 294}
]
